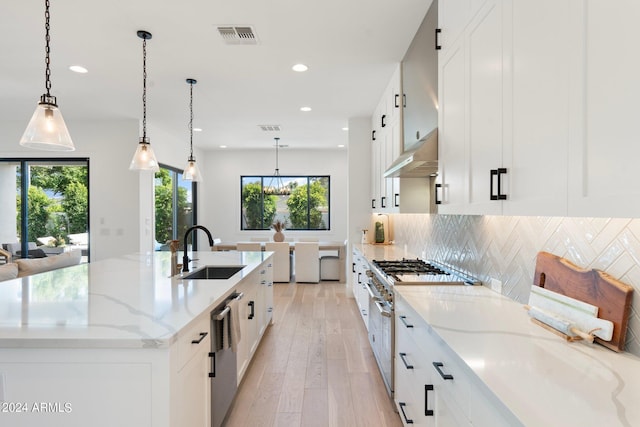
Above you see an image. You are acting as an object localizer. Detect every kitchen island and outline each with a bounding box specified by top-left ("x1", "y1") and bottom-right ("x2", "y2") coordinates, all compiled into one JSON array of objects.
[{"x1": 0, "y1": 250, "x2": 273, "y2": 427}]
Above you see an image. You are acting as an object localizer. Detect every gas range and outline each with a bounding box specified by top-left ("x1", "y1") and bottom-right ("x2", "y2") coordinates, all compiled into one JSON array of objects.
[
  {"x1": 371, "y1": 258, "x2": 481, "y2": 287},
  {"x1": 362, "y1": 258, "x2": 480, "y2": 399}
]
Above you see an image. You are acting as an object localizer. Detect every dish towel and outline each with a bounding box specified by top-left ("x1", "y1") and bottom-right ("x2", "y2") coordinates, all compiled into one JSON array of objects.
[
  {"x1": 227, "y1": 296, "x2": 241, "y2": 353},
  {"x1": 219, "y1": 311, "x2": 229, "y2": 351}
]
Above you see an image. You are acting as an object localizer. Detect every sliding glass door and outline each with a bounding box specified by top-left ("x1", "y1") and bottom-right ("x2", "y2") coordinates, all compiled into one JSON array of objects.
[
  {"x1": 154, "y1": 165, "x2": 197, "y2": 251},
  {"x1": 0, "y1": 158, "x2": 90, "y2": 262}
]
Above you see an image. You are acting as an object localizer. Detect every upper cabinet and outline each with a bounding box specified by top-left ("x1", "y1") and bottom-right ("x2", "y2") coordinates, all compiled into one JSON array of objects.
[
  {"x1": 567, "y1": 0, "x2": 640, "y2": 217},
  {"x1": 437, "y1": 0, "x2": 640, "y2": 218}
]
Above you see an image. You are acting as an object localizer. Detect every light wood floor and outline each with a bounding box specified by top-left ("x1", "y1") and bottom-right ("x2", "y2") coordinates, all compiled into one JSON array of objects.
[{"x1": 224, "y1": 281, "x2": 402, "y2": 427}]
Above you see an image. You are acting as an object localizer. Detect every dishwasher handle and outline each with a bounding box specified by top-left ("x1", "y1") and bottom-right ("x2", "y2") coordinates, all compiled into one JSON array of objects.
[{"x1": 214, "y1": 292, "x2": 244, "y2": 320}]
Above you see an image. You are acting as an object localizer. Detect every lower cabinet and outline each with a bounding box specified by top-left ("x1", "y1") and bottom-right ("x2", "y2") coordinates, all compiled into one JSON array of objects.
[
  {"x1": 351, "y1": 248, "x2": 369, "y2": 329},
  {"x1": 395, "y1": 292, "x2": 516, "y2": 427},
  {"x1": 235, "y1": 258, "x2": 274, "y2": 383},
  {"x1": 175, "y1": 314, "x2": 211, "y2": 427}
]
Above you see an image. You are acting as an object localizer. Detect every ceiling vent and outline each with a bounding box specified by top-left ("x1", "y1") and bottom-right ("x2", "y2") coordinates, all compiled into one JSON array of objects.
[
  {"x1": 258, "y1": 125, "x2": 281, "y2": 132},
  {"x1": 217, "y1": 26, "x2": 258, "y2": 45}
]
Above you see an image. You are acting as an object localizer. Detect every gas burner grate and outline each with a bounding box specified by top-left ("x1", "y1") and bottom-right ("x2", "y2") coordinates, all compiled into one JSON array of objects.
[{"x1": 372, "y1": 259, "x2": 450, "y2": 276}]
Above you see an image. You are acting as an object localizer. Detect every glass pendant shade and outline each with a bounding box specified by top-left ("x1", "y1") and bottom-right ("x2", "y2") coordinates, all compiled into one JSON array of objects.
[
  {"x1": 20, "y1": 97, "x2": 74, "y2": 151},
  {"x1": 129, "y1": 137, "x2": 159, "y2": 172},
  {"x1": 183, "y1": 156, "x2": 202, "y2": 182}
]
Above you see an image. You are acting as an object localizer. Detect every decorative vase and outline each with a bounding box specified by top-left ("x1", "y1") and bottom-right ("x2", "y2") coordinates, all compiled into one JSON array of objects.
[{"x1": 273, "y1": 231, "x2": 285, "y2": 242}]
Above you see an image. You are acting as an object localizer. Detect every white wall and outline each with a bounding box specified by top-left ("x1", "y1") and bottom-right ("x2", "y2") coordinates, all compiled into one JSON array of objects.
[
  {"x1": 348, "y1": 117, "x2": 372, "y2": 247},
  {"x1": 200, "y1": 148, "x2": 348, "y2": 243}
]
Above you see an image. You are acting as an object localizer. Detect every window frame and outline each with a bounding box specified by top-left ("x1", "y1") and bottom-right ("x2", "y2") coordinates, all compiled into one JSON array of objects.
[{"x1": 240, "y1": 175, "x2": 331, "y2": 231}]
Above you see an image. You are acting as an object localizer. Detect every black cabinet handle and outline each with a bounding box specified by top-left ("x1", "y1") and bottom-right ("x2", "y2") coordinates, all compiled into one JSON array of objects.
[
  {"x1": 399, "y1": 315, "x2": 414, "y2": 328},
  {"x1": 435, "y1": 183, "x2": 442, "y2": 205},
  {"x1": 425, "y1": 384, "x2": 434, "y2": 416},
  {"x1": 208, "y1": 352, "x2": 216, "y2": 378},
  {"x1": 371, "y1": 199, "x2": 376, "y2": 209},
  {"x1": 497, "y1": 168, "x2": 508, "y2": 200},
  {"x1": 381, "y1": 196, "x2": 386, "y2": 208},
  {"x1": 433, "y1": 362, "x2": 454, "y2": 380},
  {"x1": 399, "y1": 352, "x2": 414, "y2": 370},
  {"x1": 372, "y1": 130, "x2": 376, "y2": 141},
  {"x1": 490, "y1": 168, "x2": 508, "y2": 201},
  {"x1": 435, "y1": 28, "x2": 442, "y2": 50},
  {"x1": 191, "y1": 332, "x2": 208, "y2": 344},
  {"x1": 394, "y1": 94, "x2": 400, "y2": 108},
  {"x1": 381, "y1": 114, "x2": 387, "y2": 128},
  {"x1": 248, "y1": 301, "x2": 255, "y2": 320},
  {"x1": 352, "y1": 262, "x2": 356, "y2": 273},
  {"x1": 398, "y1": 402, "x2": 414, "y2": 424},
  {"x1": 403, "y1": 94, "x2": 407, "y2": 108},
  {"x1": 357, "y1": 272, "x2": 362, "y2": 284},
  {"x1": 394, "y1": 193, "x2": 399, "y2": 207}
]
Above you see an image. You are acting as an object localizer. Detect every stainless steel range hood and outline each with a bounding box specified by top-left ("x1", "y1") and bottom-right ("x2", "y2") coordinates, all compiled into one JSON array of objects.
[{"x1": 384, "y1": 128, "x2": 438, "y2": 178}]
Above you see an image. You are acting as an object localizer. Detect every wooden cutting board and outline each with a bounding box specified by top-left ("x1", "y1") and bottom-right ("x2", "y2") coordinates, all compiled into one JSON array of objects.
[{"x1": 533, "y1": 252, "x2": 634, "y2": 352}]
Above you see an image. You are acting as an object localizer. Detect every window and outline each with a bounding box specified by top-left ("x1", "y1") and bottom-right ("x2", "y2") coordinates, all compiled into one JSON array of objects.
[
  {"x1": 154, "y1": 165, "x2": 197, "y2": 250},
  {"x1": 241, "y1": 176, "x2": 330, "y2": 230},
  {"x1": 0, "y1": 158, "x2": 90, "y2": 261}
]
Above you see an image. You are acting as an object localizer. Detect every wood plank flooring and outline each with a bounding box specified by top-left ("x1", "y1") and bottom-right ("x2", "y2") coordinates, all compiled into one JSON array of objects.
[{"x1": 224, "y1": 281, "x2": 402, "y2": 427}]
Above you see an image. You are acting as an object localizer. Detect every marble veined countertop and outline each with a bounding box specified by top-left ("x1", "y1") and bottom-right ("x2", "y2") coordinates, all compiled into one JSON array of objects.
[
  {"x1": 0, "y1": 251, "x2": 271, "y2": 349},
  {"x1": 395, "y1": 285, "x2": 640, "y2": 427}
]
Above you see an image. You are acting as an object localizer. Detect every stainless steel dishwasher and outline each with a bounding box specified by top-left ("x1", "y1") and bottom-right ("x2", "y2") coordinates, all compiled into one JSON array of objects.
[{"x1": 210, "y1": 292, "x2": 242, "y2": 427}]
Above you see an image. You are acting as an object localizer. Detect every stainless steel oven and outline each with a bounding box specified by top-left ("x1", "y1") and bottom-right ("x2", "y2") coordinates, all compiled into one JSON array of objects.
[{"x1": 365, "y1": 259, "x2": 480, "y2": 398}]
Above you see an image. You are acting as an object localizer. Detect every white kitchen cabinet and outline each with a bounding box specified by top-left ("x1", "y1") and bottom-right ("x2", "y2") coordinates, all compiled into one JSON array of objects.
[
  {"x1": 567, "y1": 1, "x2": 640, "y2": 218},
  {"x1": 370, "y1": 64, "x2": 404, "y2": 214},
  {"x1": 438, "y1": 0, "x2": 487, "y2": 54},
  {"x1": 351, "y1": 248, "x2": 369, "y2": 329},
  {"x1": 395, "y1": 292, "x2": 514, "y2": 427},
  {"x1": 235, "y1": 272, "x2": 259, "y2": 382},
  {"x1": 437, "y1": 35, "x2": 467, "y2": 214},
  {"x1": 176, "y1": 314, "x2": 211, "y2": 427},
  {"x1": 437, "y1": 0, "x2": 574, "y2": 216},
  {"x1": 260, "y1": 261, "x2": 274, "y2": 331}
]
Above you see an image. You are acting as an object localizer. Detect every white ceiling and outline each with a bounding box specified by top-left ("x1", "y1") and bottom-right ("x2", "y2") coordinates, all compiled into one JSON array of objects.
[{"x1": 0, "y1": 0, "x2": 430, "y2": 151}]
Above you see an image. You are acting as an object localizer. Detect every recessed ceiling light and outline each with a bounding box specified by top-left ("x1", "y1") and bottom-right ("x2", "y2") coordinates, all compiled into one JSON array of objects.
[
  {"x1": 300, "y1": 106, "x2": 312, "y2": 112},
  {"x1": 292, "y1": 63, "x2": 308, "y2": 72},
  {"x1": 69, "y1": 65, "x2": 88, "y2": 73},
  {"x1": 338, "y1": 144, "x2": 345, "y2": 148},
  {"x1": 193, "y1": 128, "x2": 202, "y2": 132},
  {"x1": 220, "y1": 145, "x2": 227, "y2": 149},
  {"x1": 342, "y1": 127, "x2": 349, "y2": 131}
]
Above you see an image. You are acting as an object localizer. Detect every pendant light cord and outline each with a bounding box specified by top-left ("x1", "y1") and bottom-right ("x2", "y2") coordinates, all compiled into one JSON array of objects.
[
  {"x1": 44, "y1": 0, "x2": 52, "y2": 97},
  {"x1": 142, "y1": 36, "x2": 147, "y2": 140},
  {"x1": 189, "y1": 81, "x2": 194, "y2": 158},
  {"x1": 274, "y1": 137, "x2": 280, "y2": 172}
]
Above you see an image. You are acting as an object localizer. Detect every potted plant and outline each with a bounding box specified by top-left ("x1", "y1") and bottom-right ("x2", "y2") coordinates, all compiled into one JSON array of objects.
[{"x1": 272, "y1": 220, "x2": 286, "y2": 242}]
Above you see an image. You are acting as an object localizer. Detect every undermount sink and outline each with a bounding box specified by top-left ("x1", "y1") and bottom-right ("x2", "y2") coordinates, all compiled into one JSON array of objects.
[{"x1": 182, "y1": 265, "x2": 245, "y2": 280}]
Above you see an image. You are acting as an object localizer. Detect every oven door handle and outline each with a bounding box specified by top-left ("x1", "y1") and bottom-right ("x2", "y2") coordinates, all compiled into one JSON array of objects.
[
  {"x1": 365, "y1": 283, "x2": 377, "y2": 299},
  {"x1": 374, "y1": 300, "x2": 392, "y2": 318}
]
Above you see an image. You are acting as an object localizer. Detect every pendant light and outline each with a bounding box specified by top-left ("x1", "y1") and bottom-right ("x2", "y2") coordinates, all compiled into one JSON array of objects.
[
  {"x1": 130, "y1": 30, "x2": 159, "y2": 172},
  {"x1": 20, "y1": 0, "x2": 74, "y2": 151},
  {"x1": 266, "y1": 137, "x2": 286, "y2": 195},
  {"x1": 183, "y1": 78, "x2": 202, "y2": 181}
]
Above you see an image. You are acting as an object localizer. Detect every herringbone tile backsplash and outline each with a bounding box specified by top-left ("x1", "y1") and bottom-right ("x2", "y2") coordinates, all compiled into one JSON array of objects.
[{"x1": 391, "y1": 214, "x2": 640, "y2": 356}]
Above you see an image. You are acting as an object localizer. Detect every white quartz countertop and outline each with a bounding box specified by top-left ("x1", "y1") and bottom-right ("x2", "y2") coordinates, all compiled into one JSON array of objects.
[
  {"x1": 395, "y1": 285, "x2": 640, "y2": 427},
  {"x1": 0, "y1": 251, "x2": 271, "y2": 349},
  {"x1": 353, "y1": 242, "x2": 413, "y2": 261}
]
